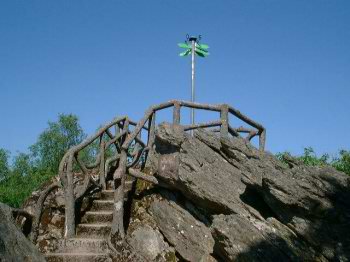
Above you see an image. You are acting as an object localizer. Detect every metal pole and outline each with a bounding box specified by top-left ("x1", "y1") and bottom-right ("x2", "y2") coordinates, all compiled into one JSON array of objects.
[{"x1": 191, "y1": 38, "x2": 196, "y2": 135}]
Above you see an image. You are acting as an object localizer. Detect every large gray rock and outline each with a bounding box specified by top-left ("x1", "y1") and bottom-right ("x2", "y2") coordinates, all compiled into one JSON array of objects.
[
  {"x1": 127, "y1": 225, "x2": 169, "y2": 261},
  {"x1": 216, "y1": 133, "x2": 350, "y2": 261},
  {"x1": 150, "y1": 198, "x2": 215, "y2": 262},
  {"x1": 152, "y1": 122, "x2": 248, "y2": 215},
  {"x1": 258, "y1": 166, "x2": 350, "y2": 260},
  {"x1": 211, "y1": 214, "x2": 324, "y2": 262},
  {"x1": 211, "y1": 214, "x2": 287, "y2": 261},
  {"x1": 146, "y1": 123, "x2": 350, "y2": 261},
  {"x1": 0, "y1": 203, "x2": 45, "y2": 262}
]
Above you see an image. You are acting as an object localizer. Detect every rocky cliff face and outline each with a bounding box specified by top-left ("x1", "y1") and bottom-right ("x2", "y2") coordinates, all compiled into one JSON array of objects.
[
  {"x1": 0, "y1": 203, "x2": 46, "y2": 262},
  {"x1": 139, "y1": 123, "x2": 350, "y2": 261},
  {"x1": 18, "y1": 123, "x2": 350, "y2": 261}
]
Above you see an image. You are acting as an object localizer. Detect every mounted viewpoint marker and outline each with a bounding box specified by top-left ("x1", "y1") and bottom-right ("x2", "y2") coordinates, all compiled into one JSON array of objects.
[{"x1": 178, "y1": 34, "x2": 209, "y2": 133}]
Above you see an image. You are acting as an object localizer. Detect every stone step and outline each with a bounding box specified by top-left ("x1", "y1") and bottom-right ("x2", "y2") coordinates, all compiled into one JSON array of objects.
[
  {"x1": 91, "y1": 200, "x2": 114, "y2": 211},
  {"x1": 100, "y1": 190, "x2": 114, "y2": 200},
  {"x1": 58, "y1": 238, "x2": 108, "y2": 253},
  {"x1": 125, "y1": 180, "x2": 135, "y2": 190},
  {"x1": 97, "y1": 187, "x2": 133, "y2": 201},
  {"x1": 91, "y1": 198, "x2": 131, "y2": 211},
  {"x1": 100, "y1": 187, "x2": 133, "y2": 198},
  {"x1": 45, "y1": 252, "x2": 111, "y2": 262},
  {"x1": 106, "y1": 179, "x2": 134, "y2": 191},
  {"x1": 81, "y1": 211, "x2": 113, "y2": 224},
  {"x1": 76, "y1": 223, "x2": 111, "y2": 238}
]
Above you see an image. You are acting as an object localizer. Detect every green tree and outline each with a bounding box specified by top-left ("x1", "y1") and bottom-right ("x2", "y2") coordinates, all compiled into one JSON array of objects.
[
  {"x1": 0, "y1": 113, "x2": 86, "y2": 207},
  {"x1": 12, "y1": 153, "x2": 32, "y2": 177},
  {"x1": 0, "y1": 148, "x2": 10, "y2": 181},
  {"x1": 298, "y1": 147, "x2": 329, "y2": 167},
  {"x1": 277, "y1": 147, "x2": 350, "y2": 176},
  {"x1": 30, "y1": 114, "x2": 86, "y2": 172},
  {"x1": 332, "y1": 150, "x2": 350, "y2": 175}
]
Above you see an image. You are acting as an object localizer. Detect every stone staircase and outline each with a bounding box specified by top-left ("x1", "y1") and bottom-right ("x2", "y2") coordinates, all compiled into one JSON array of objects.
[{"x1": 45, "y1": 180, "x2": 134, "y2": 262}]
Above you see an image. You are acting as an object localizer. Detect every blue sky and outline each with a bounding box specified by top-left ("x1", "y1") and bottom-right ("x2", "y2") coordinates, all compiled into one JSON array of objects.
[{"x1": 0, "y1": 0, "x2": 349, "y2": 157}]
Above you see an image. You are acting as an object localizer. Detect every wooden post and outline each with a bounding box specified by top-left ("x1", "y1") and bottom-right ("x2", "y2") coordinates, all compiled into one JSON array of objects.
[
  {"x1": 147, "y1": 113, "x2": 156, "y2": 148},
  {"x1": 64, "y1": 154, "x2": 75, "y2": 238},
  {"x1": 114, "y1": 123, "x2": 120, "y2": 137},
  {"x1": 220, "y1": 104, "x2": 229, "y2": 137},
  {"x1": 137, "y1": 129, "x2": 142, "y2": 140},
  {"x1": 111, "y1": 120, "x2": 129, "y2": 240},
  {"x1": 99, "y1": 139, "x2": 106, "y2": 190},
  {"x1": 259, "y1": 129, "x2": 266, "y2": 151},
  {"x1": 111, "y1": 149, "x2": 127, "y2": 240},
  {"x1": 173, "y1": 102, "x2": 181, "y2": 125}
]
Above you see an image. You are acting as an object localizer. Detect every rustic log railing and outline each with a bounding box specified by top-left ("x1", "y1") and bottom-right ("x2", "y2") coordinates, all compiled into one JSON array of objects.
[
  {"x1": 57, "y1": 116, "x2": 147, "y2": 238},
  {"x1": 122, "y1": 100, "x2": 265, "y2": 154},
  {"x1": 52, "y1": 100, "x2": 265, "y2": 242},
  {"x1": 110, "y1": 100, "x2": 266, "y2": 240}
]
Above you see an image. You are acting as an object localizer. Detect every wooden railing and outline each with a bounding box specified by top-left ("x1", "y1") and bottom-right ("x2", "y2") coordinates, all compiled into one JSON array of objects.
[
  {"x1": 123, "y1": 100, "x2": 265, "y2": 154},
  {"x1": 110, "y1": 100, "x2": 266, "y2": 239},
  {"x1": 58, "y1": 116, "x2": 146, "y2": 238},
  {"x1": 57, "y1": 100, "x2": 265, "y2": 239}
]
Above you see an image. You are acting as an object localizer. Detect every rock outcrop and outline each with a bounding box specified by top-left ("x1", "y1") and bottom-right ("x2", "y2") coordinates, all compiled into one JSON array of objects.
[
  {"x1": 0, "y1": 203, "x2": 46, "y2": 262},
  {"x1": 17, "y1": 122, "x2": 350, "y2": 261},
  {"x1": 150, "y1": 198, "x2": 215, "y2": 262},
  {"x1": 143, "y1": 123, "x2": 350, "y2": 261}
]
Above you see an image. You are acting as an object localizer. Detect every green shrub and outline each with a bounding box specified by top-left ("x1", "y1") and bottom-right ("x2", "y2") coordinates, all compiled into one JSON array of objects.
[
  {"x1": 0, "y1": 113, "x2": 86, "y2": 208},
  {"x1": 332, "y1": 150, "x2": 350, "y2": 175},
  {"x1": 298, "y1": 147, "x2": 329, "y2": 167},
  {"x1": 276, "y1": 147, "x2": 350, "y2": 176},
  {"x1": 30, "y1": 113, "x2": 86, "y2": 173},
  {"x1": 0, "y1": 168, "x2": 54, "y2": 208},
  {"x1": 0, "y1": 149, "x2": 10, "y2": 181}
]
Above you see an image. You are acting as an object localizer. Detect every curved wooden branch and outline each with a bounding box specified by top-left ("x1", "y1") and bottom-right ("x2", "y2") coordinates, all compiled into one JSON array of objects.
[
  {"x1": 245, "y1": 130, "x2": 258, "y2": 142},
  {"x1": 30, "y1": 182, "x2": 59, "y2": 243},
  {"x1": 183, "y1": 120, "x2": 222, "y2": 131},
  {"x1": 70, "y1": 116, "x2": 127, "y2": 153},
  {"x1": 228, "y1": 106, "x2": 264, "y2": 131},
  {"x1": 129, "y1": 120, "x2": 149, "y2": 131},
  {"x1": 228, "y1": 125, "x2": 240, "y2": 137},
  {"x1": 58, "y1": 116, "x2": 127, "y2": 180},
  {"x1": 128, "y1": 168, "x2": 171, "y2": 189},
  {"x1": 58, "y1": 153, "x2": 69, "y2": 188},
  {"x1": 128, "y1": 168, "x2": 159, "y2": 184},
  {"x1": 105, "y1": 154, "x2": 120, "y2": 178},
  {"x1": 75, "y1": 176, "x2": 100, "y2": 202},
  {"x1": 105, "y1": 130, "x2": 126, "y2": 149},
  {"x1": 12, "y1": 208, "x2": 33, "y2": 221},
  {"x1": 127, "y1": 147, "x2": 149, "y2": 168},
  {"x1": 151, "y1": 101, "x2": 175, "y2": 111},
  {"x1": 122, "y1": 109, "x2": 153, "y2": 150},
  {"x1": 235, "y1": 126, "x2": 257, "y2": 133},
  {"x1": 175, "y1": 100, "x2": 222, "y2": 112},
  {"x1": 75, "y1": 155, "x2": 89, "y2": 175}
]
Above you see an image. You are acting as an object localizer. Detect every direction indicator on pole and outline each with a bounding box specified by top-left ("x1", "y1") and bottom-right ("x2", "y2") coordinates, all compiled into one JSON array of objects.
[
  {"x1": 178, "y1": 35, "x2": 210, "y2": 135},
  {"x1": 178, "y1": 42, "x2": 210, "y2": 57}
]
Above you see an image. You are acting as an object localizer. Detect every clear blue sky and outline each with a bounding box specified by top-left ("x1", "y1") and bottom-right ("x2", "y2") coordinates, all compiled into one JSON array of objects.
[{"x1": 1, "y1": 1, "x2": 349, "y2": 157}]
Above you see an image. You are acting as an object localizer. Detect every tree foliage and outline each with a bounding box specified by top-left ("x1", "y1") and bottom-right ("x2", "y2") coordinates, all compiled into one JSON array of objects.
[
  {"x1": 277, "y1": 147, "x2": 350, "y2": 176},
  {"x1": 0, "y1": 113, "x2": 86, "y2": 207},
  {"x1": 332, "y1": 150, "x2": 350, "y2": 175},
  {"x1": 0, "y1": 149, "x2": 10, "y2": 181},
  {"x1": 30, "y1": 114, "x2": 86, "y2": 173}
]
